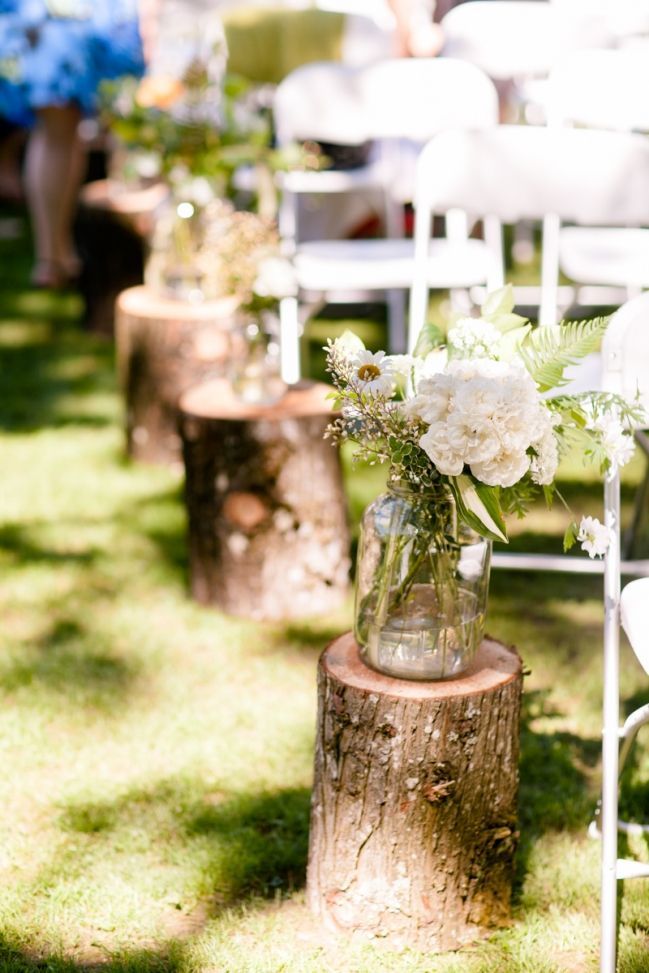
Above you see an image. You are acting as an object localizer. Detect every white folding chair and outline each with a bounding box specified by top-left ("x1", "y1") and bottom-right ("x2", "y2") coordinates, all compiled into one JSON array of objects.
[
  {"x1": 272, "y1": 57, "x2": 500, "y2": 382},
  {"x1": 409, "y1": 125, "x2": 649, "y2": 354},
  {"x1": 550, "y1": 0, "x2": 649, "y2": 48},
  {"x1": 588, "y1": 297, "x2": 649, "y2": 972},
  {"x1": 440, "y1": 0, "x2": 615, "y2": 123},
  {"x1": 596, "y1": 570, "x2": 649, "y2": 973},
  {"x1": 545, "y1": 49, "x2": 649, "y2": 320}
]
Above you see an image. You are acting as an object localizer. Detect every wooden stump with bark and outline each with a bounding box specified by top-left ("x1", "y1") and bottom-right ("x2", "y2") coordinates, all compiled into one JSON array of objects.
[
  {"x1": 178, "y1": 378, "x2": 351, "y2": 620},
  {"x1": 307, "y1": 632, "x2": 523, "y2": 951},
  {"x1": 77, "y1": 180, "x2": 168, "y2": 335},
  {"x1": 115, "y1": 285, "x2": 238, "y2": 466}
]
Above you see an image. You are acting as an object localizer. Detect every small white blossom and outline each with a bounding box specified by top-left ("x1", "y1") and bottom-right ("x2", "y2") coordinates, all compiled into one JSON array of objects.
[
  {"x1": 253, "y1": 256, "x2": 297, "y2": 300},
  {"x1": 131, "y1": 150, "x2": 161, "y2": 179},
  {"x1": 183, "y1": 176, "x2": 215, "y2": 208},
  {"x1": 349, "y1": 350, "x2": 395, "y2": 397},
  {"x1": 447, "y1": 316, "x2": 502, "y2": 360},
  {"x1": 578, "y1": 516, "x2": 612, "y2": 559},
  {"x1": 593, "y1": 415, "x2": 635, "y2": 470},
  {"x1": 529, "y1": 413, "x2": 560, "y2": 486}
]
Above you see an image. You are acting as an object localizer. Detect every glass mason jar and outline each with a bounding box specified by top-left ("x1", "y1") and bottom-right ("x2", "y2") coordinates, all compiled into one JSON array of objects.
[
  {"x1": 354, "y1": 476, "x2": 491, "y2": 680},
  {"x1": 145, "y1": 195, "x2": 213, "y2": 303},
  {"x1": 229, "y1": 310, "x2": 287, "y2": 406}
]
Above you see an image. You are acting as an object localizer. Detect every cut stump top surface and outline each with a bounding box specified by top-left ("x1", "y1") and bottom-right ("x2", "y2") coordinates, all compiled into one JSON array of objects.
[
  {"x1": 80, "y1": 179, "x2": 169, "y2": 216},
  {"x1": 179, "y1": 378, "x2": 337, "y2": 422},
  {"x1": 116, "y1": 286, "x2": 239, "y2": 323},
  {"x1": 322, "y1": 632, "x2": 522, "y2": 700}
]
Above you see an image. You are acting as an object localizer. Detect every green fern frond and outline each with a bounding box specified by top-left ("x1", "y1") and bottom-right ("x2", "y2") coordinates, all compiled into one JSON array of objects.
[{"x1": 518, "y1": 317, "x2": 609, "y2": 392}]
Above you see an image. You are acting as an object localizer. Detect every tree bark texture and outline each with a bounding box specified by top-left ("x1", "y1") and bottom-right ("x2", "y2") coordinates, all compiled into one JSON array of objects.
[
  {"x1": 116, "y1": 286, "x2": 238, "y2": 467},
  {"x1": 77, "y1": 180, "x2": 167, "y2": 335},
  {"x1": 179, "y1": 379, "x2": 351, "y2": 620},
  {"x1": 307, "y1": 632, "x2": 523, "y2": 951}
]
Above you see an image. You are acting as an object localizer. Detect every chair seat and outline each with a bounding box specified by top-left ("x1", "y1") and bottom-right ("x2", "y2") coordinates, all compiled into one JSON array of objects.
[
  {"x1": 280, "y1": 162, "x2": 386, "y2": 195},
  {"x1": 559, "y1": 350, "x2": 602, "y2": 396},
  {"x1": 559, "y1": 227, "x2": 649, "y2": 288},
  {"x1": 293, "y1": 238, "x2": 494, "y2": 291}
]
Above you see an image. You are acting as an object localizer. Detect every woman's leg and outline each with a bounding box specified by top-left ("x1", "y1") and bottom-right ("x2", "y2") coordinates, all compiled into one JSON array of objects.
[
  {"x1": 0, "y1": 123, "x2": 26, "y2": 202},
  {"x1": 24, "y1": 104, "x2": 86, "y2": 284}
]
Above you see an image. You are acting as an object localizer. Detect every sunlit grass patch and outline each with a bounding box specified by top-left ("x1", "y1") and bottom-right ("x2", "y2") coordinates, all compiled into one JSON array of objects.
[{"x1": 1, "y1": 213, "x2": 649, "y2": 971}]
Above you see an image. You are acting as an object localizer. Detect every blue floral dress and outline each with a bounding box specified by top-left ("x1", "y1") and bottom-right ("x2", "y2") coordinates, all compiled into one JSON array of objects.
[{"x1": 0, "y1": 0, "x2": 145, "y2": 126}]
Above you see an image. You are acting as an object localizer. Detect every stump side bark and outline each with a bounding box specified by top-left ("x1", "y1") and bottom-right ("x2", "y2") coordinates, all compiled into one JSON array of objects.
[
  {"x1": 116, "y1": 286, "x2": 238, "y2": 466},
  {"x1": 179, "y1": 379, "x2": 351, "y2": 620},
  {"x1": 77, "y1": 180, "x2": 167, "y2": 335},
  {"x1": 307, "y1": 632, "x2": 523, "y2": 951}
]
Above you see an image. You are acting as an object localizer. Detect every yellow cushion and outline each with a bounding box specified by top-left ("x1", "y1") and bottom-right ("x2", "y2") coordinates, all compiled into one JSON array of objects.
[{"x1": 222, "y1": 7, "x2": 345, "y2": 85}]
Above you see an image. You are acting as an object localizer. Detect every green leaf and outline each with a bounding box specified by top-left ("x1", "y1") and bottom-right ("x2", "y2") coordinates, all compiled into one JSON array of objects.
[
  {"x1": 413, "y1": 322, "x2": 444, "y2": 359},
  {"x1": 334, "y1": 330, "x2": 365, "y2": 356},
  {"x1": 489, "y1": 311, "x2": 530, "y2": 334},
  {"x1": 451, "y1": 476, "x2": 508, "y2": 543},
  {"x1": 482, "y1": 283, "x2": 515, "y2": 318},
  {"x1": 563, "y1": 521, "x2": 579, "y2": 553},
  {"x1": 498, "y1": 323, "x2": 532, "y2": 361},
  {"x1": 518, "y1": 316, "x2": 609, "y2": 392}
]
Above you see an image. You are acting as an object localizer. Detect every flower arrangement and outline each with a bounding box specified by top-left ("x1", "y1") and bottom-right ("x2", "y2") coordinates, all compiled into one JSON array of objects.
[
  {"x1": 326, "y1": 285, "x2": 643, "y2": 557},
  {"x1": 100, "y1": 64, "x2": 270, "y2": 199},
  {"x1": 100, "y1": 50, "x2": 324, "y2": 214},
  {"x1": 328, "y1": 286, "x2": 644, "y2": 678}
]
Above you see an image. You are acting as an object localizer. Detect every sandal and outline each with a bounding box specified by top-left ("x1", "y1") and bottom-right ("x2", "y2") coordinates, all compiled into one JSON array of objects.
[{"x1": 31, "y1": 259, "x2": 81, "y2": 291}]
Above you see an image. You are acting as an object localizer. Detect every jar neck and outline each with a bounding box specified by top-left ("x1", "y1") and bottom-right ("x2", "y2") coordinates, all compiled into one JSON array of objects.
[{"x1": 386, "y1": 473, "x2": 450, "y2": 503}]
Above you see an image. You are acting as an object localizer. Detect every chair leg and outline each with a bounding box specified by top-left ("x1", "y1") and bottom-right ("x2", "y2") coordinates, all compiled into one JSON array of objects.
[
  {"x1": 539, "y1": 212, "x2": 560, "y2": 327},
  {"x1": 387, "y1": 288, "x2": 407, "y2": 354},
  {"x1": 600, "y1": 473, "x2": 622, "y2": 973},
  {"x1": 279, "y1": 295, "x2": 301, "y2": 385}
]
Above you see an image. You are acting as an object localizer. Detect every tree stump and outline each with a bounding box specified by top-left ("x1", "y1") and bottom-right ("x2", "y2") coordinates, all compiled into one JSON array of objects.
[
  {"x1": 115, "y1": 285, "x2": 238, "y2": 467},
  {"x1": 178, "y1": 378, "x2": 351, "y2": 620},
  {"x1": 77, "y1": 180, "x2": 168, "y2": 335},
  {"x1": 307, "y1": 632, "x2": 523, "y2": 951}
]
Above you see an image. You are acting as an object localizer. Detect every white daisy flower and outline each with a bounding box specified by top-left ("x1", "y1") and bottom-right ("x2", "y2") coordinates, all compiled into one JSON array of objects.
[{"x1": 349, "y1": 350, "x2": 395, "y2": 397}]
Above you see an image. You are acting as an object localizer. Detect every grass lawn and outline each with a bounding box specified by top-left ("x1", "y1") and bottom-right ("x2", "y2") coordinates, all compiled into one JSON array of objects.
[{"x1": 1, "y1": 205, "x2": 649, "y2": 973}]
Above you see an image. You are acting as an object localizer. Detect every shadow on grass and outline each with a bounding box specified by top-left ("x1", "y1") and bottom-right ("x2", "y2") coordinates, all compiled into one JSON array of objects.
[
  {"x1": 0, "y1": 522, "x2": 100, "y2": 567},
  {"x1": 0, "y1": 331, "x2": 116, "y2": 432},
  {"x1": 0, "y1": 935, "x2": 186, "y2": 973},
  {"x1": 55, "y1": 778, "x2": 310, "y2": 908},
  {"x1": 0, "y1": 611, "x2": 141, "y2": 709},
  {"x1": 515, "y1": 689, "x2": 601, "y2": 897}
]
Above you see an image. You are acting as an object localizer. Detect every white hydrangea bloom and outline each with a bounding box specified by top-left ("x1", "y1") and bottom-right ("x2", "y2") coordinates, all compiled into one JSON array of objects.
[
  {"x1": 349, "y1": 350, "x2": 395, "y2": 397},
  {"x1": 578, "y1": 516, "x2": 612, "y2": 558},
  {"x1": 409, "y1": 359, "x2": 553, "y2": 488},
  {"x1": 447, "y1": 316, "x2": 502, "y2": 360},
  {"x1": 471, "y1": 447, "x2": 531, "y2": 488}
]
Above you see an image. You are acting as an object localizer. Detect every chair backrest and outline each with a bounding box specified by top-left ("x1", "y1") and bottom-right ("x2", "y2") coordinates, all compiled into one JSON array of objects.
[
  {"x1": 620, "y1": 577, "x2": 649, "y2": 674},
  {"x1": 273, "y1": 60, "x2": 365, "y2": 146},
  {"x1": 441, "y1": 0, "x2": 613, "y2": 81},
  {"x1": 409, "y1": 125, "x2": 649, "y2": 348},
  {"x1": 600, "y1": 289, "x2": 649, "y2": 418},
  {"x1": 550, "y1": 0, "x2": 649, "y2": 45},
  {"x1": 273, "y1": 56, "x2": 499, "y2": 146},
  {"x1": 547, "y1": 48, "x2": 649, "y2": 131}
]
